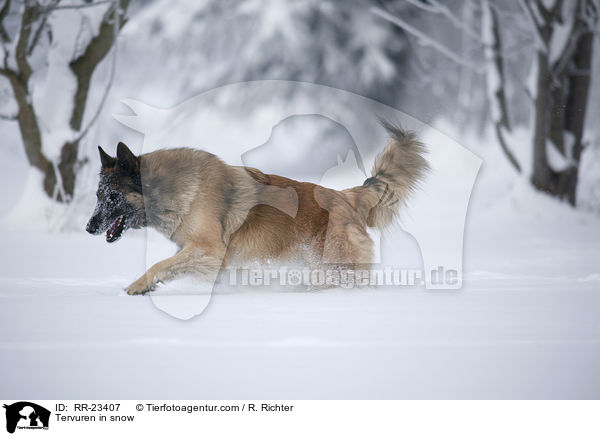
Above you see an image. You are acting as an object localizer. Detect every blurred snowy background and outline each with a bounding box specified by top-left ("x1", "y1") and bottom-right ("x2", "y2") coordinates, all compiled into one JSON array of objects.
[{"x1": 1, "y1": 0, "x2": 600, "y2": 398}]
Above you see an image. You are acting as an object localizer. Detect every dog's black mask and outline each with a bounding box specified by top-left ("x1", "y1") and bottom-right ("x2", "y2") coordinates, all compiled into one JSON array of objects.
[{"x1": 86, "y1": 143, "x2": 146, "y2": 243}]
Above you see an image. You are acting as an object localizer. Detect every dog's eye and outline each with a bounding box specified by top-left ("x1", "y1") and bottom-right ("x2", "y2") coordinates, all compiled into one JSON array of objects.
[{"x1": 108, "y1": 192, "x2": 119, "y2": 203}]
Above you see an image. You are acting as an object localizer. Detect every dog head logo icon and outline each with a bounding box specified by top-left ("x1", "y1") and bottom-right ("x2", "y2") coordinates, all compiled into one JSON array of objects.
[{"x1": 3, "y1": 402, "x2": 50, "y2": 434}]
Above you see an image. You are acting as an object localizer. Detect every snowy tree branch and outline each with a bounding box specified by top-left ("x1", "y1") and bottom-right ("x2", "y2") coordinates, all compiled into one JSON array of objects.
[
  {"x1": 0, "y1": 0, "x2": 10, "y2": 43},
  {"x1": 404, "y1": 0, "x2": 484, "y2": 44},
  {"x1": 14, "y1": 2, "x2": 41, "y2": 84},
  {"x1": 402, "y1": 0, "x2": 438, "y2": 14},
  {"x1": 552, "y1": 23, "x2": 588, "y2": 77},
  {"x1": 0, "y1": 0, "x2": 130, "y2": 201},
  {"x1": 482, "y1": 0, "x2": 521, "y2": 173},
  {"x1": 2, "y1": 3, "x2": 56, "y2": 196},
  {"x1": 371, "y1": 6, "x2": 485, "y2": 73},
  {"x1": 552, "y1": 0, "x2": 598, "y2": 79},
  {"x1": 73, "y1": 0, "x2": 127, "y2": 142},
  {"x1": 42, "y1": 0, "x2": 114, "y2": 13},
  {"x1": 582, "y1": 0, "x2": 599, "y2": 28},
  {"x1": 552, "y1": 0, "x2": 565, "y2": 22},
  {"x1": 69, "y1": 0, "x2": 129, "y2": 132},
  {"x1": 535, "y1": 0, "x2": 553, "y2": 22},
  {"x1": 519, "y1": 0, "x2": 548, "y2": 53},
  {"x1": 1, "y1": 44, "x2": 8, "y2": 70},
  {"x1": 0, "y1": 111, "x2": 16, "y2": 120},
  {"x1": 27, "y1": 4, "x2": 54, "y2": 56}
]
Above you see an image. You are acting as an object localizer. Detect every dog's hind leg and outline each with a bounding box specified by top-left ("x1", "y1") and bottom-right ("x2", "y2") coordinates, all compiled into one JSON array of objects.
[{"x1": 125, "y1": 243, "x2": 225, "y2": 295}]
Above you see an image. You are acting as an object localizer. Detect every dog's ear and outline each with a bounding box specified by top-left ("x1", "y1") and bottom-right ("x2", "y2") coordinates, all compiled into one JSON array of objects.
[
  {"x1": 98, "y1": 146, "x2": 116, "y2": 168},
  {"x1": 116, "y1": 142, "x2": 140, "y2": 174}
]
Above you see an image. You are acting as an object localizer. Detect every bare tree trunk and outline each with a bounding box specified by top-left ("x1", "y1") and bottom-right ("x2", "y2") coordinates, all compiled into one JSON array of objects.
[
  {"x1": 6, "y1": 71, "x2": 58, "y2": 197},
  {"x1": 531, "y1": 49, "x2": 554, "y2": 193},
  {"x1": 482, "y1": 1, "x2": 521, "y2": 173},
  {"x1": 1, "y1": 0, "x2": 129, "y2": 203},
  {"x1": 487, "y1": 3, "x2": 521, "y2": 173},
  {"x1": 549, "y1": 76, "x2": 566, "y2": 155},
  {"x1": 531, "y1": 0, "x2": 595, "y2": 206},
  {"x1": 1, "y1": 3, "x2": 59, "y2": 198},
  {"x1": 57, "y1": 0, "x2": 130, "y2": 201},
  {"x1": 565, "y1": 31, "x2": 594, "y2": 158}
]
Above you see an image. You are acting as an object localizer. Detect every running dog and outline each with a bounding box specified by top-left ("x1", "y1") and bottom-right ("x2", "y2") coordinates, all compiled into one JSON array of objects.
[{"x1": 86, "y1": 123, "x2": 428, "y2": 294}]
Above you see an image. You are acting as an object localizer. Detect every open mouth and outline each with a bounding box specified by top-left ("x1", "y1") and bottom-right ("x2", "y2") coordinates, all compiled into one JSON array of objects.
[{"x1": 106, "y1": 215, "x2": 126, "y2": 243}]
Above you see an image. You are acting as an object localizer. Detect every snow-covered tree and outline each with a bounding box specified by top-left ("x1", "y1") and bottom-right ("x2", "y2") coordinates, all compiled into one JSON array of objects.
[
  {"x1": 118, "y1": 0, "x2": 412, "y2": 107},
  {"x1": 374, "y1": 0, "x2": 599, "y2": 206},
  {"x1": 518, "y1": 0, "x2": 597, "y2": 204},
  {"x1": 0, "y1": 0, "x2": 129, "y2": 202}
]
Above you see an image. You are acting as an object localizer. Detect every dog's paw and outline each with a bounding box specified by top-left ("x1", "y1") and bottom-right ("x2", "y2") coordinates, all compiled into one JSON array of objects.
[{"x1": 125, "y1": 278, "x2": 154, "y2": 295}]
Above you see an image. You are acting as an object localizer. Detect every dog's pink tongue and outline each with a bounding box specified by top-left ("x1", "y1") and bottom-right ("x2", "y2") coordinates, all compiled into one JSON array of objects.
[{"x1": 106, "y1": 216, "x2": 122, "y2": 239}]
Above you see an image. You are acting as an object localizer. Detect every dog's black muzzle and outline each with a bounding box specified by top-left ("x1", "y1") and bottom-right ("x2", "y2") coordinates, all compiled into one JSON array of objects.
[{"x1": 86, "y1": 217, "x2": 99, "y2": 234}]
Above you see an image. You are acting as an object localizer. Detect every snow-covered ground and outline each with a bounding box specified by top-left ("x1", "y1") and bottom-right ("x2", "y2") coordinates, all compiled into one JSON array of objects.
[
  {"x1": 1, "y1": 0, "x2": 599, "y2": 402},
  {"x1": 1, "y1": 118, "x2": 599, "y2": 399}
]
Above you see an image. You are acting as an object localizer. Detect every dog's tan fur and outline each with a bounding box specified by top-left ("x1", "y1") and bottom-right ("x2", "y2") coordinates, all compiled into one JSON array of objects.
[{"x1": 96, "y1": 125, "x2": 428, "y2": 294}]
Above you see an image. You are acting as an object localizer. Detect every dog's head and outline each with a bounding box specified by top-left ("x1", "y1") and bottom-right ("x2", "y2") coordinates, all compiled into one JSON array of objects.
[{"x1": 86, "y1": 142, "x2": 147, "y2": 243}]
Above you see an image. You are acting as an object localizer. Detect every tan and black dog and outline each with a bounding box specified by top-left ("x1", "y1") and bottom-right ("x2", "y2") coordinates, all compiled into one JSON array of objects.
[{"x1": 86, "y1": 123, "x2": 428, "y2": 294}]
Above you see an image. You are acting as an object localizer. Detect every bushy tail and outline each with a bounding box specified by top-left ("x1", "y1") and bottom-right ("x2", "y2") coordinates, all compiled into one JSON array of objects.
[{"x1": 364, "y1": 121, "x2": 429, "y2": 229}]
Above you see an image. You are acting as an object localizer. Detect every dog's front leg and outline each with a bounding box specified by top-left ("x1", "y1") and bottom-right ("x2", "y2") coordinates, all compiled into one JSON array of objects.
[{"x1": 125, "y1": 245, "x2": 224, "y2": 295}]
